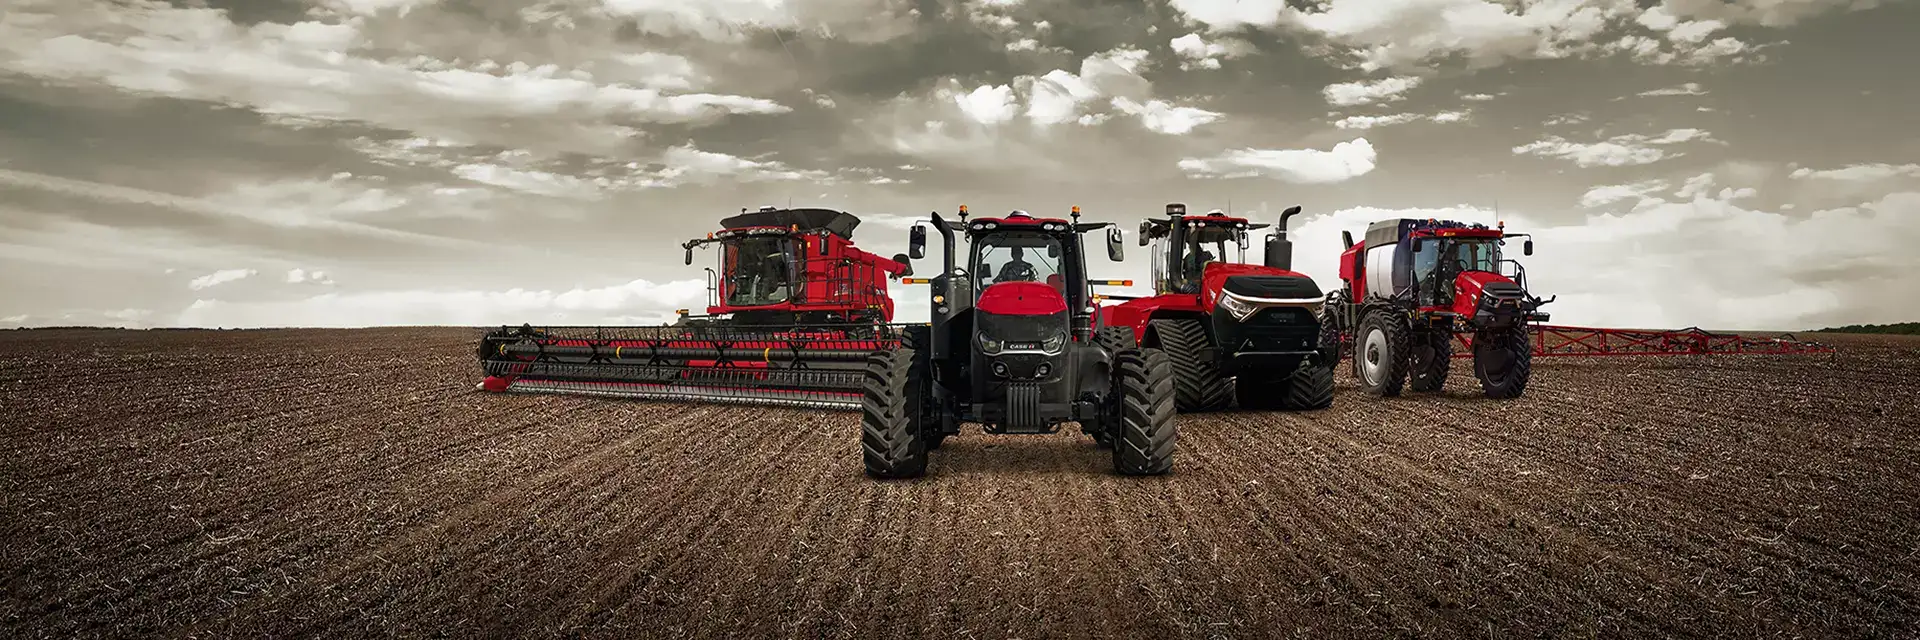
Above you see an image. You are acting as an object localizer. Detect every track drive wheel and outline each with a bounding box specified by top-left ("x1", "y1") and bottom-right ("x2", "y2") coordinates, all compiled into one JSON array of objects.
[
  {"x1": 1473, "y1": 326, "x2": 1534, "y2": 399},
  {"x1": 1354, "y1": 310, "x2": 1411, "y2": 397},
  {"x1": 1112, "y1": 348, "x2": 1177, "y2": 476},
  {"x1": 1409, "y1": 328, "x2": 1453, "y2": 392},
  {"x1": 861, "y1": 348, "x2": 928, "y2": 478},
  {"x1": 1149, "y1": 319, "x2": 1232, "y2": 412}
]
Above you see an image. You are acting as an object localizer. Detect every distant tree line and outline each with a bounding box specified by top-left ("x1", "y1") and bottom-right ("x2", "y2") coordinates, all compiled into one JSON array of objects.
[{"x1": 1813, "y1": 322, "x2": 1920, "y2": 335}]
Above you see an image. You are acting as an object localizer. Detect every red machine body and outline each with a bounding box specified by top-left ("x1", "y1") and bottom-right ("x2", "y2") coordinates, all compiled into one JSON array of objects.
[
  {"x1": 682, "y1": 206, "x2": 910, "y2": 327},
  {"x1": 1094, "y1": 203, "x2": 1336, "y2": 412}
]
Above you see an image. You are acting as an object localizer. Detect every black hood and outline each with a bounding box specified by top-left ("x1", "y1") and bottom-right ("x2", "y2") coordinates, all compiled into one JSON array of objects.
[{"x1": 1222, "y1": 274, "x2": 1322, "y2": 299}]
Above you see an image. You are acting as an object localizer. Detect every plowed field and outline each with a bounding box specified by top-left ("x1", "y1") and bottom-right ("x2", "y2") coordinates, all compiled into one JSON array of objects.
[{"x1": 2, "y1": 328, "x2": 1916, "y2": 638}]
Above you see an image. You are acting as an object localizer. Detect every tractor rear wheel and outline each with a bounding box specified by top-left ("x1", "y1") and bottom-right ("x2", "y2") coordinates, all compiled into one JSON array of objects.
[
  {"x1": 860, "y1": 348, "x2": 928, "y2": 478},
  {"x1": 1354, "y1": 310, "x2": 1411, "y2": 397},
  {"x1": 1150, "y1": 319, "x2": 1232, "y2": 412},
  {"x1": 1409, "y1": 329, "x2": 1453, "y2": 392},
  {"x1": 1112, "y1": 348, "x2": 1176, "y2": 475},
  {"x1": 1473, "y1": 326, "x2": 1534, "y2": 399}
]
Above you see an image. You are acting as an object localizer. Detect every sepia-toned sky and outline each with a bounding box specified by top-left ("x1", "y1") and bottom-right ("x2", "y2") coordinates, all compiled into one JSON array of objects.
[{"x1": 2, "y1": 0, "x2": 1916, "y2": 330}]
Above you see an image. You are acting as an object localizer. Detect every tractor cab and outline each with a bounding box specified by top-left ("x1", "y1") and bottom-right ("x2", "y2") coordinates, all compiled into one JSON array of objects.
[
  {"x1": 1138, "y1": 204, "x2": 1270, "y2": 295},
  {"x1": 680, "y1": 205, "x2": 907, "y2": 326}
]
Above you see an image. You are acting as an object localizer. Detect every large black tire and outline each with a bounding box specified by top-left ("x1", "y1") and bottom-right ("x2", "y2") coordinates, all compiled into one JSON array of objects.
[
  {"x1": 1095, "y1": 325, "x2": 1136, "y2": 354},
  {"x1": 1112, "y1": 348, "x2": 1176, "y2": 476},
  {"x1": 860, "y1": 348, "x2": 928, "y2": 478},
  {"x1": 1473, "y1": 326, "x2": 1534, "y2": 399},
  {"x1": 1280, "y1": 356, "x2": 1335, "y2": 410},
  {"x1": 1409, "y1": 329, "x2": 1453, "y2": 392},
  {"x1": 1354, "y1": 310, "x2": 1411, "y2": 397},
  {"x1": 1149, "y1": 319, "x2": 1232, "y2": 412},
  {"x1": 1085, "y1": 327, "x2": 1131, "y2": 448}
]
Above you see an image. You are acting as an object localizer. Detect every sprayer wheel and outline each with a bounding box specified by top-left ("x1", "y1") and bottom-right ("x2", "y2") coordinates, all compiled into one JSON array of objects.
[
  {"x1": 1410, "y1": 329, "x2": 1453, "y2": 392},
  {"x1": 860, "y1": 348, "x2": 927, "y2": 478},
  {"x1": 1112, "y1": 347, "x2": 1176, "y2": 476},
  {"x1": 1355, "y1": 310, "x2": 1411, "y2": 397},
  {"x1": 1474, "y1": 326, "x2": 1534, "y2": 399}
]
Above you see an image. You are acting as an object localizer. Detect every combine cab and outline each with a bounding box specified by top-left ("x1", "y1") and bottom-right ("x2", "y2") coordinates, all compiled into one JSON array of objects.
[
  {"x1": 1326, "y1": 218, "x2": 1554, "y2": 399},
  {"x1": 1095, "y1": 203, "x2": 1336, "y2": 412},
  {"x1": 475, "y1": 206, "x2": 912, "y2": 409},
  {"x1": 862, "y1": 207, "x2": 1179, "y2": 478}
]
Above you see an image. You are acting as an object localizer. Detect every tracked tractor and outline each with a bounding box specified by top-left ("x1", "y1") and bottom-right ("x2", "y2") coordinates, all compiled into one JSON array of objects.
[
  {"x1": 1325, "y1": 218, "x2": 1554, "y2": 399},
  {"x1": 474, "y1": 206, "x2": 912, "y2": 409},
  {"x1": 1095, "y1": 204, "x2": 1336, "y2": 412},
  {"x1": 863, "y1": 206, "x2": 1179, "y2": 478}
]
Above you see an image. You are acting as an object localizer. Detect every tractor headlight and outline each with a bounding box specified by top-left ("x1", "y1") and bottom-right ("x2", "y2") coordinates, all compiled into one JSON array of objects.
[
  {"x1": 1040, "y1": 330, "x2": 1066, "y2": 353},
  {"x1": 1216, "y1": 291, "x2": 1259, "y2": 321},
  {"x1": 979, "y1": 333, "x2": 1003, "y2": 355}
]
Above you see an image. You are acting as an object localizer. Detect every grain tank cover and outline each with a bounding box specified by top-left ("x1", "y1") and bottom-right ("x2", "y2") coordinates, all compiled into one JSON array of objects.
[{"x1": 721, "y1": 207, "x2": 863, "y2": 239}]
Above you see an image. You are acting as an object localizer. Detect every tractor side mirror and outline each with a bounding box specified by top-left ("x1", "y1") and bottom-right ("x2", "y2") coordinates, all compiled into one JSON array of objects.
[
  {"x1": 892, "y1": 253, "x2": 913, "y2": 277},
  {"x1": 1107, "y1": 227, "x2": 1124, "y2": 261},
  {"x1": 1137, "y1": 220, "x2": 1152, "y2": 246},
  {"x1": 908, "y1": 225, "x2": 926, "y2": 260},
  {"x1": 1524, "y1": 239, "x2": 1534, "y2": 256},
  {"x1": 684, "y1": 246, "x2": 694, "y2": 265},
  {"x1": 1342, "y1": 230, "x2": 1355, "y2": 249}
]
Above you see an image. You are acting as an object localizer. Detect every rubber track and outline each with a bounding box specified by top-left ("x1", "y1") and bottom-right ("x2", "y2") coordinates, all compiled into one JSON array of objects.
[
  {"x1": 1281, "y1": 358, "x2": 1335, "y2": 410},
  {"x1": 1149, "y1": 319, "x2": 1232, "y2": 412},
  {"x1": 860, "y1": 348, "x2": 925, "y2": 478},
  {"x1": 1112, "y1": 348, "x2": 1176, "y2": 475}
]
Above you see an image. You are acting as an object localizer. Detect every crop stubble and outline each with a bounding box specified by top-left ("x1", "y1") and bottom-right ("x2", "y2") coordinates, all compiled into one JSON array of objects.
[{"x1": 1, "y1": 329, "x2": 1915, "y2": 638}]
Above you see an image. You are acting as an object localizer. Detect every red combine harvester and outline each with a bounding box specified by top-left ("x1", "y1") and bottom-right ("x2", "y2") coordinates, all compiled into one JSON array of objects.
[
  {"x1": 1325, "y1": 218, "x2": 1551, "y2": 399},
  {"x1": 474, "y1": 206, "x2": 913, "y2": 409},
  {"x1": 865, "y1": 206, "x2": 1177, "y2": 478},
  {"x1": 1096, "y1": 203, "x2": 1336, "y2": 412}
]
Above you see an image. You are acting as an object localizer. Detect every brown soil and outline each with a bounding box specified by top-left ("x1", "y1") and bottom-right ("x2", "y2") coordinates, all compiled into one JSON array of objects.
[{"x1": 2, "y1": 328, "x2": 1915, "y2": 638}]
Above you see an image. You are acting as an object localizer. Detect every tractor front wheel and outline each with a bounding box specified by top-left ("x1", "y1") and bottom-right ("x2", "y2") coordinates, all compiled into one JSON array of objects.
[
  {"x1": 1473, "y1": 326, "x2": 1534, "y2": 399},
  {"x1": 1354, "y1": 311, "x2": 1412, "y2": 397},
  {"x1": 1112, "y1": 348, "x2": 1176, "y2": 475},
  {"x1": 860, "y1": 348, "x2": 928, "y2": 478},
  {"x1": 1409, "y1": 329, "x2": 1453, "y2": 392}
]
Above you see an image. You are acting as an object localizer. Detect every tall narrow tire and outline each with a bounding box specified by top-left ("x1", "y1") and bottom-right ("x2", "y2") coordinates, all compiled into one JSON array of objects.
[
  {"x1": 1474, "y1": 326, "x2": 1534, "y2": 399},
  {"x1": 1149, "y1": 319, "x2": 1232, "y2": 412},
  {"x1": 1409, "y1": 329, "x2": 1453, "y2": 392},
  {"x1": 1354, "y1": 310, "x2": 1411, "y2": 397},
  {"x1": 1280, "y1": 358, "x2": 1335, "y2": 410},
  {"x1": 860, "y1": 348, "x2": 927, "y2": 478},
  {"x1": 1112, "y1": 348, "x2": 1176, "y2": 476}
]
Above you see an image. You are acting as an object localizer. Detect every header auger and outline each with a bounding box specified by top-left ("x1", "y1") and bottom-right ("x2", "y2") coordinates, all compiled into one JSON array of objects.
[
  {"x1": 476, "y1": 206, "x2": 913, "y2": 410},
  {"x1": 865, "y1": 206, "x2": 1179, "y2": 478}
]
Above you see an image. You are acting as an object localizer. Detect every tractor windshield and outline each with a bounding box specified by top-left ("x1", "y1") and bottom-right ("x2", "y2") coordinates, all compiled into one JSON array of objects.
[
  {"x1": 973, "y1": 230, "x2": 1065, "y2": 291},
  {"x1": 1162, "y1": 222, "x2": 1243, "y2": 294},
  {"x1": 1447, "y1": 238, "x2": 1501, "y2": 273},
  {"x1": 722, "y1": 236, "x2": 794, "y2": 306}
]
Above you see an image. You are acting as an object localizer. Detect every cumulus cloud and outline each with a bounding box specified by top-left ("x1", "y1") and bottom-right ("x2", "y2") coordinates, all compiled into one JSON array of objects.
[
  {"x1": 1323, "y1": 76, "x2": 1422, "y2": 106},
  {"x1": 1579, "y1": 179, "x2": 1671, "y2": 208},
  {"x1": 0, "y1": 1, "x2": 789, "y2": 157},
  {"x1": 1512, "y1": 128, "x2": 1717, "y2": 167},
  {"x1": 1169, "y1": 32, "x2": 1253, "y2": 69},
  {"x1": 1334, "y1": 111, "x2": 1468, "y2": 129},
  {"x1": 1790, "y1": 163, "x2": 1920, "y2": 182},
  {"x1": 1638, "y1": 82, "x2": 1707, "y2": 96},
  {"x1": 189, "y1": 269, "x2": 258, "y2": 290},
  {"x1": 285, "y1": 269, "x2": 337, "y2": 285},
  {"x1": 1179, "y1": 138, "x2": 1378, "y2": 183}
]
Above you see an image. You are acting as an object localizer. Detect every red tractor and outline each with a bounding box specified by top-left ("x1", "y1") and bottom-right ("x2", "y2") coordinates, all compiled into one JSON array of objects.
[
  {"x1": 678, "y1": 205, "x2": 912, "y2": 329},
  {"x1": 865, "y1": 206, "x2": 1178, "y2": 478},
  {"x1": 1324, "y1": 218, "x2": 1554, "y2": 399},
  {"x1": 1095, "y1": 203, "x2": 1336, "y2": 412}
]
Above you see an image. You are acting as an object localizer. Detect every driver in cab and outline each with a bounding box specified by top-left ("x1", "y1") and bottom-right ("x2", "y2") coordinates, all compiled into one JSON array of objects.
[{"x1": 994, "y1": 246, "x2": 1037, "y2": 283}]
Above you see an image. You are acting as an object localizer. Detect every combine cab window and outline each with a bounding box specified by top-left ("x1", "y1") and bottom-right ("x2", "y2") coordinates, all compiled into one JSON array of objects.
[
  {"x1": 723, "y1": 236, "x2": 793, "y2": 306},
  {"x1": 974, "y1": 231, "x2": 1063, "y2": 289}
]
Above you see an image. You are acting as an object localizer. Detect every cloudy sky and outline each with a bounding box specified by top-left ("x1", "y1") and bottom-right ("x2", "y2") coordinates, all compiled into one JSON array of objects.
[{"x1": 1, "y1": 0, "x2": 1915, "y2": 331}]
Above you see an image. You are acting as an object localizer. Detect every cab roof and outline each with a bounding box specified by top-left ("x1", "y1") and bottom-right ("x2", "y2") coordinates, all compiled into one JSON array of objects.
[{"x1": 720, "y1": 207, "x2": 862, "y2": 239}]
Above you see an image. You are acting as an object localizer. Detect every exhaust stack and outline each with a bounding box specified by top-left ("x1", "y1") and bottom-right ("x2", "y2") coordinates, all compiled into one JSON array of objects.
[{"x1": 1265, "y1": 205, "x2": 1304, "y2": 270}]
